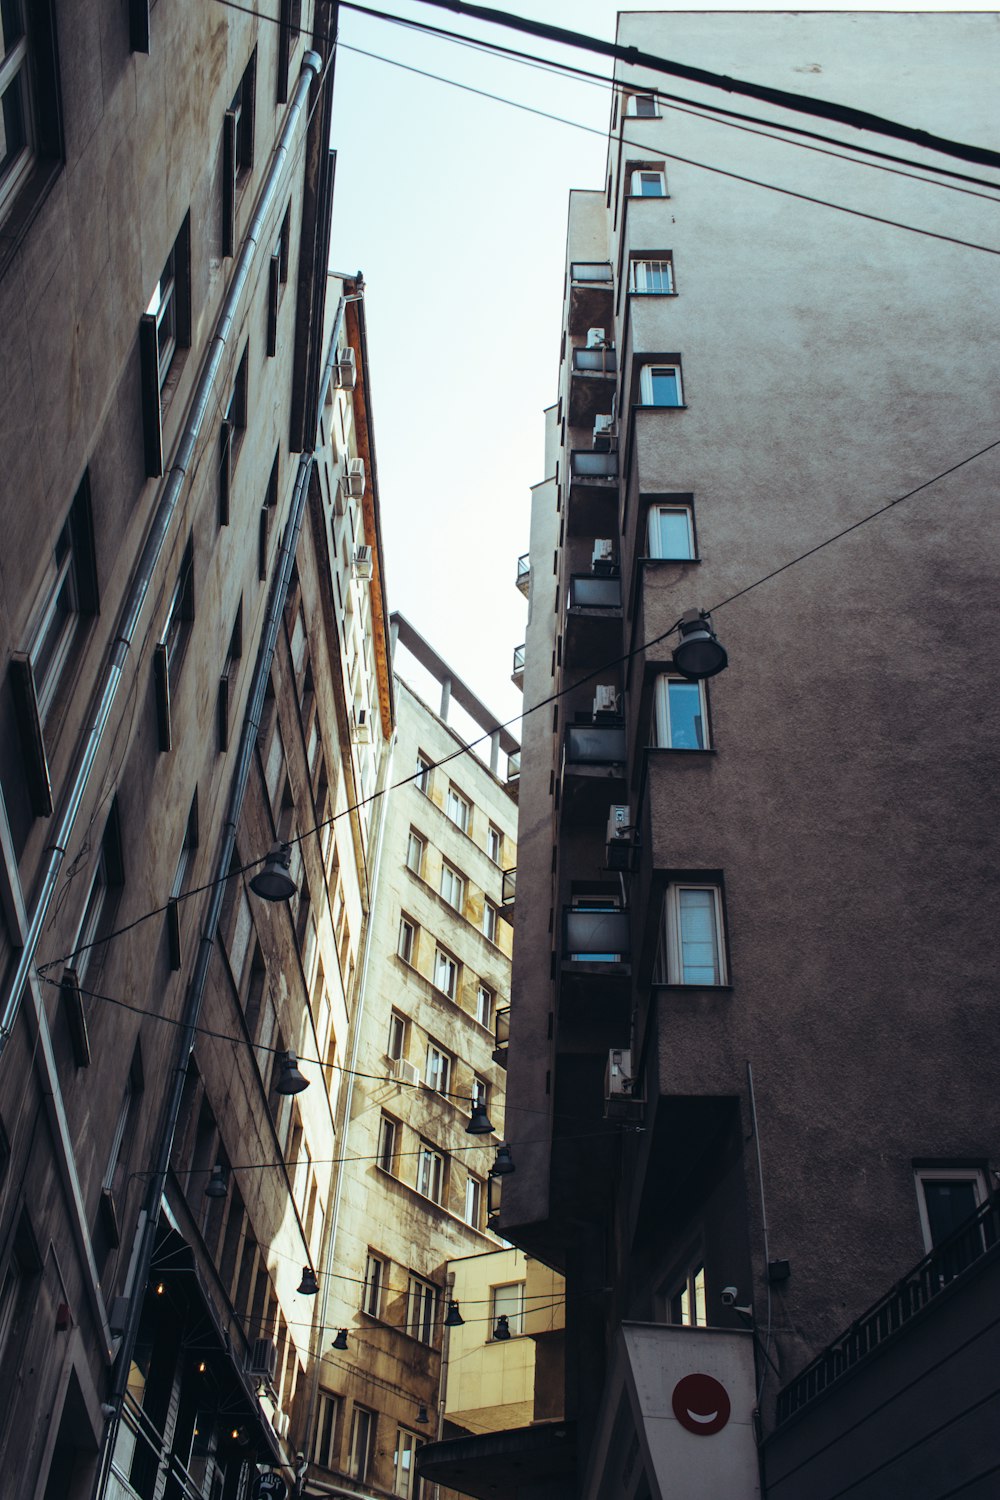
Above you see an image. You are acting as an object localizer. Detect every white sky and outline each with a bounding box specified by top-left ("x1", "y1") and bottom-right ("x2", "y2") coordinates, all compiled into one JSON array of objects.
[{"x1": 327, "y1": 0, "x2": 989, "y2": 739}]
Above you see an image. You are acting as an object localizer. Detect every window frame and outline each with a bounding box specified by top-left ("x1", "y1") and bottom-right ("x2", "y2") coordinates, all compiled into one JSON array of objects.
[
  {"x1": 415, "y1": 752, "x2": 432, "y2": 795},
  {"x1": 625, "y1": 92, "x2": 660, "y2": 118},
  {"x1": 657, "y1": 882, "x2": 728, "y2": 986},
  {"x1": 0, "y1": 0, "x2": 63, "y2": 267},
  {"x1": 476, "y1": 983, "x2": 494, "y2": 1031},
  {"x1": 486, "y1": 824, "x2": 503, "y2": 864},
  {"x1": 362, "y1": 1251, "x2": 386, "y2": 1317},
  {"x1": 439, "y1": 861, "x2": 465, "y2": 912},
  {"x1": 482, "y1": 900, "x2": 499, "y2": 944},
  {"x1": 445, "y1": 784, "x2": 471, "y2": 834},
  {"x1": 914, "y1": 1167, "x2": 988, "y2": 1253},
  {"x1": 432, "y1": 946, "x2": 458, "y2": 1000},
  {"x1": 647, "y1": 501, "x2": 696, "y2": 560},
  {"x1": 629, "y1": 167, "x2": 666, "y2": 197},
  {"x1": 425, "y1": 1042, "x2": 452, "y2": 1096},
  {"x1": 387, "y1": 1010, "x2": 407, "y2": 1062},
  {"x1": 639, "y1": 362, "x2": 684, "y2": 407},
  {"x1": 416, "y1": 1143, "x2": 446, "y2": 1206},
  {"x1": 393, "y1": 1427, "x2": 423, "y2": 1500},
  {"x1": 629, "y1": 255, "x2": 674, "y2": 294},
  {"x1": 668, "y1": 1261, "x2": 707, "y2": 1327},
  {"x1": 377, "y1": 1114, "x2": 398, "y2": 1175},
  {"x1": 348, "y1": 1404, "x2": 374, "y2": 1482},
  {"x1": 405, "y1": 828, "x2": 425, "y2": 877},
  {"x1": 491, "y1": 1281, "x2": 524, "y2": 1337},
  {"x1": 313, "y1": 1389, "x2": 339, "y2": 1469},
  {"x1": 651, "y1": 675, "x2": 709, "y2": 751},
  {"x1": 407, "y1": 1272, "x2": 440, "y2": 1344},
  {"x1": 397, "y1": 916, "x2": 416, "y2": 966},
  {"x1": 464, "y1": 1172, "x2": 483, "y2": 1230}
]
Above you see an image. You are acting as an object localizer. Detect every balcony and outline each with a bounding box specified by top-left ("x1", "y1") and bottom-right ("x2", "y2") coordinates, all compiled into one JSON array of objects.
[
  {"x1": 569, "y1": 344, "x2": 617, "y2": 428},
  {"x1": 515, "y1": 553, "x2": 530, "y2": 596},
  {"x1": 505, "y1": 750, "x2": 520, "y2": 802},
  {"x1": 567, "y1": 450, "x2": 618, "y2": 537},
  {"x1": 568, "y1": 260, "x2": 614, "y2": 335},
  {"x1": 499, "y1": 867, "x2": 516, "y2": 923},
  {"x1": 492, "y1": 1004, "x2": 510, "y2": 1067},
  {"x1": 565, "y1": 573, "x2": 622, "y2": 669},
  {"x1": 511, "y1": 644, "x2": 525, "y2": 690},
  {"x1": 558, "y1": 905, "x2": 631, "y2": 1046},
  {"x1": 564, "y1": 721, "x2": 626, "y2": 769},
  {"x1": 563, "y1": 906, "x2": 630, "y2": 964}
]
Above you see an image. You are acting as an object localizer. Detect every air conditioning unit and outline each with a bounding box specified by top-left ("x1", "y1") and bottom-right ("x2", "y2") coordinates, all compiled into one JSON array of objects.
[
  {"x1": 593, "y1": 414, "x2": 617, "y2": 452},
  {"x1": 592, "y1": 538, "x2": 615, "y2": 574},
  {"x1": 604, "y1": 1048, "x2": 643, "y2": 1121},
  {"x1": 607, "y1": 804, "x2": 634, "y2": 870},
  {"x1": 247, "y1": 1338, "x2": 277, "y2": 1381},
  {"x1": 343, "y1": 457, "x2": 366, "y2": 498},
  {"x1": 352, "y1": 705, "x2": 371, "y2": 743},
  {"x1": 334, "y1": 346, "x2": 357, "y2": 390},
  {"x1": 273, "y1": 1409, "x2": 290, "y2": 1440},
  {"x1": 393, "y1": 1057, "x2": 420, "y2": 1087},
  {"x1": 353, "y1": 544, "x2": 373, "y2": 580},
  {"x1": 593, "y1": 684, "x2": 619, "y2": 719},
  {"x1": 586, "y1": 327, "x2": 608, "y2": 349}
]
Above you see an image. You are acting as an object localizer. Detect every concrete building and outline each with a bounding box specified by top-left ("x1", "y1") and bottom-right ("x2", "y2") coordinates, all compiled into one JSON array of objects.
[
  {"x1": 421, "y1": 13, "x2": 1000, "y2": 1500},
  {"x1": 0, "y1": 4, "x2": 396, "y2": 1497},
  {"x1": 304, "y1": 620, "x2": 519, "y2": 1498}
]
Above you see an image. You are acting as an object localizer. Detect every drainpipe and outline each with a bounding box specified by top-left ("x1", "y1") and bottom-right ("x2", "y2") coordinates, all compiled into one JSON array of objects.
[{"x1": 0, "y1": 49, "x2": 323, "y2": 1064}]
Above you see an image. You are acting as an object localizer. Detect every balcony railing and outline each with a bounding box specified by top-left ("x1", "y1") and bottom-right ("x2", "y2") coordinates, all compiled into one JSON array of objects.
[
  {"x1": 568, "y1": 262, "x2": 614, "y2": 335},
  {"x1": 571, "y1": 346, "x2": 617, "y2": 376},
  {"x1": 501, "y1": 867, "x2": 516, "y2": 907},
  {"x1": 516, "y1": 553, "x2": 530, "y2": 595},
  {"x1": 570, "y1": 262, "x2": 613, "y2": 285},
  {"x1": 776, "y1": 1192, "x2": 1000, "y2": 1426},
  {"x1": 506, "y1": 750, "x2": 520, "y2": 784},
  {"x1": 511, "y1": 644, "x2": 525, "y2": 690},
  {"x1": 570, "y1": 450, "x2": 618, "y2": 482},
  {"x1": 569, "y1": 574, "x2": 622, "y2": 611},
  {"x1": 563, "y1": 906, "x2": 631, "y2": 962},
  {"x1": 565, "y1": 722, "x2": 626, "y2": 766},
  {"x1": 492, "y1": 1004, "x2": 510, "y2": 1066}
]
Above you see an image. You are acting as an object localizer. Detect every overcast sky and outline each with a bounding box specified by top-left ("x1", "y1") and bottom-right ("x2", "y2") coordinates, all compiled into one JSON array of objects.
[{"x1": 327, "y1": 0, "x2": 985, "y2": 747}]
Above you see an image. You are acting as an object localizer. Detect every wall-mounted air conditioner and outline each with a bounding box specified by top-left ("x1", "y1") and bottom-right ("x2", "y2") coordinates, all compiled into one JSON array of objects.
[
  {"x1": 247, "y1": 1338, "x2": 277, "y2": 1381},
  {"x1": 334, "y1": 346, "x2": 357, "y2": 390},
  {"x1": 592, "y1": 538, "x2": 615, "y2": 573},
  {"x1": 344, "y1": 457, "x2": 366, "y2": 498},
  {"x1": 352, "y1": 705, "x2": 371, "y2": 743},
  {"x1": 593, "y1": 414, "x2": 617, "y2": 452},
  {"x1": 586, "y1": 327, "x2": 608, "y2": 349},
  {"x1": 393, "y1": 1057, "x2": 420, "y2": 1087},
  {"x1": 593, "y1": 685, "x2": 619, "y2": 719},
  {"x1": 353, "y1": 545, "x2": 373, "y2": 580},
  {"x1": 604, "y1": 1048, "x2": 644, "y2": 1121},
  {"x1": 606, "y1": 804, "x2": 634, "y2": 870}
]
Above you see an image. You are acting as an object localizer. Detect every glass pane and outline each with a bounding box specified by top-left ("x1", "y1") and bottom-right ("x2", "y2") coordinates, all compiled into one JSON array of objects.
[
  {"x1": 640, "y1": 173, "x2": 663, "y2": 196},
  {"x1": 651, "y1": 508, "x2": 692, "y2": 559},
  {"x1": 1, "y1": 73, "x2": 27, "y2": 175},
  {"x1": 667, "y1": 681, "x2": 704, "y2": 749},
  {"x1": 649, "y1": 367, "x2": 680, "y2": 405},
  {"x1": 1, "y1": 0, "x2": 25, "y2": 55},
  {"x1": 693, "y1": 1266, "x2": 707, "y2": 1326},
  {"x1": 924, "y1": 1179, "x2": 979, "y2": 1245},
  {"x1": 678, "y1": 889, "x2": 719, "y2": 983}
]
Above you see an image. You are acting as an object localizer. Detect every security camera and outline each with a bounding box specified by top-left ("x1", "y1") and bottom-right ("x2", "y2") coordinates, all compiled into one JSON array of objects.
[
  {"x1": 100, "y1": 1403, "x2": 117, "y2": 1420},
  {"x1": 721, "y1": 1286, "x2": 739, "y2": 1306}
]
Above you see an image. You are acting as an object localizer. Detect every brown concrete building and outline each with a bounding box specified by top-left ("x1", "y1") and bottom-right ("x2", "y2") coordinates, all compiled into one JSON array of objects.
[
  {"x1": 302, "y1": 619, "x2": 520, "y2": 1499},
  {"x1": 422, "y1": 12, "x2": 1000, "y2": 1500},
  {"x1": 0, "y1": 5, "x2": 397, "y2": 1497}
]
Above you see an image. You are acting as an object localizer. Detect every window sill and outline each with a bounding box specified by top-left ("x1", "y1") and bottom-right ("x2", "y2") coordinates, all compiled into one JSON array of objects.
[
  {"x1": 653, "y1": 982, "x2": 733, "y2": 992},
  {"x1": 633, "y1": 402, "x2": 688, "y2": 412},
  {"x1": 641, "y1": 554, "x2": 701, "y2": 566},
  {"x1": 627, "y1": 289, "x2": 678, "y2": 298},
  {"x1": 646, "y1": 746, "x2": 717, "y2": 757}
]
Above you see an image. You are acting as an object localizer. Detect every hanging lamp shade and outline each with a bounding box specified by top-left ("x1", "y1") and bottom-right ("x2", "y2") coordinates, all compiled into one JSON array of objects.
[
  {"x1": 493, "y1": 1315, "x2": 511, "y2": 1341},
  {"x1": 331, "y1": 1329, "x2": 349, "y2": 1351},
  {"x1": 492, "y1": 1144, "x2": 515, "y2": 1176},
  {"x1": 466, "y1": 1101, "x2": 493, "y2": 1135},
  {"x1": 204, "y1": 1163, "x2": 229, "y2": 1199},
  {"x1": 274, "y1": 1050, "x2": 309, "y2": 1095},
  {"x1": 297, "y1": 1266, "x2": 319, "y2": 1296},
  {"x1": 444, "y1": 1300, "x2": 464, "y2": 1328},
  {"x1": 416, "y1": 1404, "x2": 430, "y2": 1425},
  {"x1": 671, "y1": 609, "x2": 728, "y2": 680},
  {"x1": 249, "y1": 843, "x2": 298, "y2": 901}
]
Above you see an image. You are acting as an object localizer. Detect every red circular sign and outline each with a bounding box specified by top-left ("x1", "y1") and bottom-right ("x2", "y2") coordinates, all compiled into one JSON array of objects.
[{"x1": 671, "y1": 1372, "x2": 731, "y2": 1436}]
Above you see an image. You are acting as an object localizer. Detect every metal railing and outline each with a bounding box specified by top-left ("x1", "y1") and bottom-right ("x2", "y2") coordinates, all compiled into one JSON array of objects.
[
  {"x1": 569, "y1": 574, "x2": 622, "y2": 610},
  {"x1": 516, "y1": 553, "x2": 530, "y2": 594},
  {"x1": 572, "y1": 346, "x2": 617, "y2": 375},
  {"x1": 570, "y1": 262, "x2": 613, "y2": 284},
  {"x1": 108, "y1": 1392, "x2": 213, "y2": 1500},
  {"x1": 776, "y1": 1193, "x2": 1000, "y2": 1425},
  {"x1": 570, "y1": 450, "x2": 618, "y2": 481},
  {"x1": 501, "y1": 868, "x2": 516, "y2": 906}
]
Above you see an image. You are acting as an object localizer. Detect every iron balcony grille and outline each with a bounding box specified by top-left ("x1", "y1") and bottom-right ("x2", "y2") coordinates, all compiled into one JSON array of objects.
[{"x1": 775, "y1": 1191, "x2": 1000, "y2": 1426}]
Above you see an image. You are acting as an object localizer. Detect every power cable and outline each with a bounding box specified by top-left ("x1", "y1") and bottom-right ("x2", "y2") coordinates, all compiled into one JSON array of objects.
[
  {"x1": 385, "y1": 0, "x2": 1000, "y2": 171},
  {"x1": 336, "y1": 40, "x2": 1000, "y2": 259},
  {"x1": 35, "y1": 431, "x2": 1000, "y2": 976}
]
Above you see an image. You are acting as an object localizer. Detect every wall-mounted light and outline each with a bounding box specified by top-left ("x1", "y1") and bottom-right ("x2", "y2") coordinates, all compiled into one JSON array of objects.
[
  {"x1": 672, "y1": 609, "x2": 728, "y2": 680},
  {"x1": 250, "y1": 843, "x2": 298, "y2": 901}
]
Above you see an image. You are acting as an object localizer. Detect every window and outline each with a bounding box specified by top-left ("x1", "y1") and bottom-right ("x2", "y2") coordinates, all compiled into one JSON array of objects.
[
  {"x1": 68, "y1": 801, "x2": 123, "y2": 985},
  {"x1": 377, "y1": 1114, "x2": 397, "y2": 1174},
  {"x1": 362, "y1": 1252, "x2": 385, "y2": 1317},
  {"x1": 656, "y1": 884, "x2": 727, "y2": 985},
  {"x1": 626, "y1": 92, "x2": 659, "y2": 117},
  {"x1": 464, "y1": 1173, "x2": 483, "y2": 1230},
  {"x1": 219, "y1": 344, "x2": 249, "y2": 524},
  {"x1": 218, "y1": 601, "x2": 243, "y2": 751},
  {"x1": 0, "y1": 1213, "x2": 40, "y2": 1381},
  {"x1": 652, "y1": 676, "x2": 708, "y2": 750},
  {"x1": 387, "y1": 1010, "x2": 406, "y2": 1061},
  {"x1": 0, "y1": 0, "x2": 61, "y2": 240},
  {"x1": 492, "y1": 1282, "x2": 524, "y2": 1337},
  {"x1": 425, "y1": 1043, "x2": 452, "y2": 1096},
  {"x1": 639, "y1": 363, "x2": 683, "y2": 406},
  {"x1": 230, "y1": 57, "x2": 256, "y2": 178},
  {"x1": 143, "y1": 217, "x2": 191, "y2": 395},
  {"x1": 348, "y1": 1405, "x2": 374, "y2": 1482},
  {"x1": 407, "y1": 1273, "x2": 439, "y2": 1343},
  {"x1": 155, "y1": 538, "x2": 195, "y2": 749},
  {"x1": 277, "y1": 0, "x2": 303, "y2": 102},
  {"x1": 417, "y1": 1143, "x2": 446, "y2": 1205},
  {"x1": 669, "y1": 1263, "x2": 707, "y2": 1327},
  {"x1": 445, "y1": 784, "x2": 471, "y2": 833},
  {"x1": 482, "y1": 900, "x2": 499, "y2": 944},
  {"x1": 648, "y1": 503, "x2": 694, "y2": 560},
  {"x1": 266, "y1": 202, "x2": 291, "y2": 356},
  {"x1": 440, "y1": 862, "x2": 465, "y2": 911},
  {"x1": 432, "y1": 947, "x2": 458, "y2": 1000},
  {"x1": 397, "y1": 916, "x2": 416, "y2": 965},
  {"x1": 313, "y1": 1390, "x2": 339, "y2": 1469},
  {"x1": 405, "y1": 829, "x2": 425, "y2": 876},
  {"x1": 915, "y1": 1168, "x2": 988, "y2": 1252},
  {"x1": 630, "y1": 168, "x2": 666, "y2": 196},
  {"x1": 472, "y1": 1075, "x2": 489, "y2": 1111},
  {"x1": 476, "y1": 984, "x2": 494, "y2": 1031},
  {"x1": 415, "y1": 752, "x2": 431, "y2": 795},
  {"x1": 167, "y1": 793, "x2": 199, "y2": 969},
  {"x1": 487, "y1": 824, "x2": 503, "y2": 864},
  {"x1": 630, "y1": 256, "x2": 673, "y2": 294},
  {"x1": 393, "y1": 1428, "x2": 423, "y2": 1499}
]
